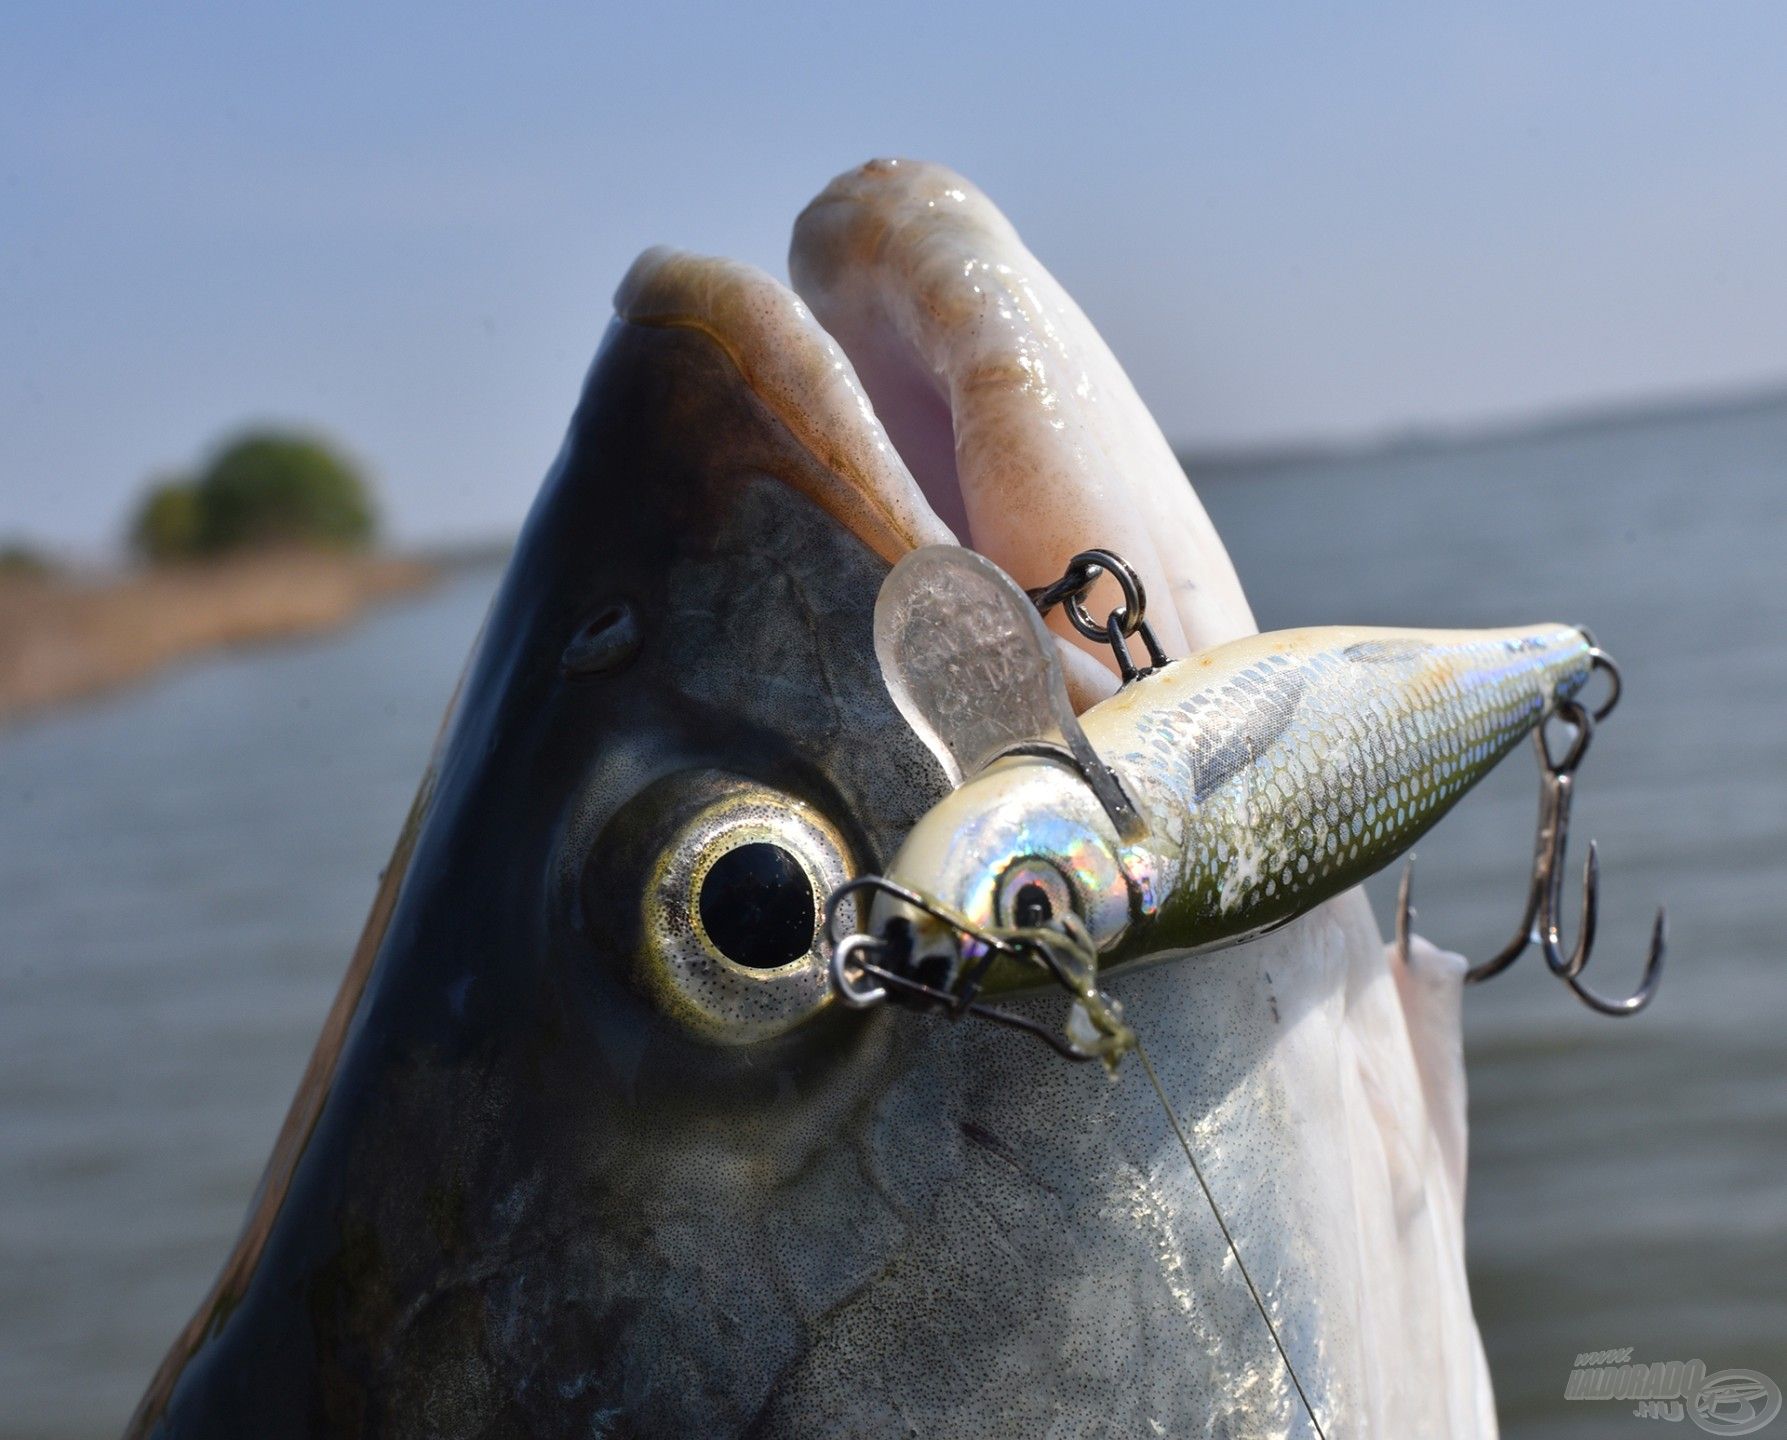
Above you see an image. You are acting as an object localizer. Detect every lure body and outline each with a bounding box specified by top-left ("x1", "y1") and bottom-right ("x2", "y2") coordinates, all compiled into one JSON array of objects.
[{"x1": 877, "y1": 623, "x2": 1592, "y2": 986}]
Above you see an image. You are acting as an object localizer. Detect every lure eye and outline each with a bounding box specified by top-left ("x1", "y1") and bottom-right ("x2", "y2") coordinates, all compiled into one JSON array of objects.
[
  {"x1": 995, "y1": 858, "x2": 1075, "y2": 931},
  {"x1": 1013, "y1": 882, "x2": 1054, "y2": 928},
  {"x1": 623, "y1": 774, "x2": 855, "y2": 1042}
]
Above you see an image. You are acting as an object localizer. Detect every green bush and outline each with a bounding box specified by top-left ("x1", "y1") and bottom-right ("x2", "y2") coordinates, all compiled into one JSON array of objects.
[
  {"x1": 128, "y1": 429, "x2": 378, "y2": 562},
  {"x1": 0, "y1": 541, "x2": 57, "y2": 579},
  {"x1": 130, "y1": 480, "x2": 206, "y2": 562}
]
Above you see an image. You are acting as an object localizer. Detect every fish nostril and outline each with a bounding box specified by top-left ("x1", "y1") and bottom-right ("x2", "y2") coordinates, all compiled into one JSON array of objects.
[{"x1": 562, "y1": 601, "x2": 641, "y2": 677}]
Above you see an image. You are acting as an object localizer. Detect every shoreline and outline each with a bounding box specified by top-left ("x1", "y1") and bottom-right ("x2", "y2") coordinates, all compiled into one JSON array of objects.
[{"x1": 0, "y1": 550, "x2": 442, "y2": 725}]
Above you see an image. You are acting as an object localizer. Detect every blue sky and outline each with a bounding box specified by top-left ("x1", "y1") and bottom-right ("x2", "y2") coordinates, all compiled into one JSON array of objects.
[{"x1": 5, "y1": 1, "x2": 1785, "y2": 553}]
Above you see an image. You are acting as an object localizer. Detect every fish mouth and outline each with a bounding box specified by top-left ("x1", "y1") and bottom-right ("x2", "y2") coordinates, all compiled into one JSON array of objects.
[
  {"x1": 618, "y1": 157, "x2": 1259, "y2": 714},
  {"x1": 616, "y1": 160, "x2": 1259, "y2": 1047}
]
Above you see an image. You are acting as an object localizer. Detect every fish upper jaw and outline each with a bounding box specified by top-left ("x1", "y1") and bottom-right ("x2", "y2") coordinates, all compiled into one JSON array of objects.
[{"x1": 615, "y1": 246, "x2": 952, "y2": 567}]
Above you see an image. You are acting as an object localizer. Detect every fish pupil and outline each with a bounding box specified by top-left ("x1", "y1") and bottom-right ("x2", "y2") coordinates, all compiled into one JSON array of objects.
[
  {"x1": 698, "y1": 842, "x2": 815, "y2": 969},
  {"x1": 1014, "y1": 882, "x2": 1054, "y2": 928}
]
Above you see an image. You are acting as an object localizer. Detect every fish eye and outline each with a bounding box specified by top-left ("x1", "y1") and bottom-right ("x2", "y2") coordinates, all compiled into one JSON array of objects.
[{"x1": 630, "y1": 776, "x2": 855, "y2": 1042}]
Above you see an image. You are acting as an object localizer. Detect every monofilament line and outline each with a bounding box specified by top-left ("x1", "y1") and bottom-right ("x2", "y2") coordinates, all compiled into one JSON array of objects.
[{"x1": 1134, "y1": 1037, "x2": 1328, "y2": 1440}]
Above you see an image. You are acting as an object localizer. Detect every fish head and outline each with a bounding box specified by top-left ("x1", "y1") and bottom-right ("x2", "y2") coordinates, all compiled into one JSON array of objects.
[
  {"x1": 127, "y1": 244, "x2": 961, "y2": 1435},
  {"x1": 132, "y1": 161, "x2": 1491, "y2": 1439}
]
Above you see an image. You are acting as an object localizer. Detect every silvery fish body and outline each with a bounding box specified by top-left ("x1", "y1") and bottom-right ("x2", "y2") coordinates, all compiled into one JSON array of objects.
[{"x1": 880, "y1": 623, "x2": 1591, "y2": 980}]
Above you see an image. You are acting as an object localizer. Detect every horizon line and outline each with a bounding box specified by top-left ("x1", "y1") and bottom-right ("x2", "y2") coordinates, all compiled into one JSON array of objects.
[{"x1": 1178, "y1": 376, "x2": 1787, "y2": 473}]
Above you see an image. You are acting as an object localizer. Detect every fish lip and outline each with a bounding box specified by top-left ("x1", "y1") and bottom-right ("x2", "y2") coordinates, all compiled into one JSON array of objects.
[
  {"x1": 790, "y1": 159, "x2": 1256, "y2": 666},
  {"x1": 614, "y1": 245, "x2": 1123, "y2": 701},
  {"x1": 613, "y1": 246, "x2": 953, "y2": 567}
]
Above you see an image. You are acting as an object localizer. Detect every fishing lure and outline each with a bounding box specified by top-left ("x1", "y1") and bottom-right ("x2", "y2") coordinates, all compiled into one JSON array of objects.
[{"x1": 829, "y1": 546, "x2": 1663, "y2": 1062}]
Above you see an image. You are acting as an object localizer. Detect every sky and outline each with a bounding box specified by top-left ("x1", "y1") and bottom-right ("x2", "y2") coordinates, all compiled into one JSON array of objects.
[{"x1": 5, "y1": 1, "x2": 1786, "y2": 554}]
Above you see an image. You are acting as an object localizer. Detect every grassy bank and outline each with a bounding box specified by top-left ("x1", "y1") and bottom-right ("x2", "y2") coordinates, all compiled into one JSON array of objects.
[{"x1": 0, "y1": 550, "x2": 438, "y2": 724}]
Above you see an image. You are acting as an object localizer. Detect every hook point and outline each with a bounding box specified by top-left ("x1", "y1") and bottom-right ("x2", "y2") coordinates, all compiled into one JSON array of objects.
[{"x1": 1394, "y1": 856, "x2": 1416, "y2": 962}]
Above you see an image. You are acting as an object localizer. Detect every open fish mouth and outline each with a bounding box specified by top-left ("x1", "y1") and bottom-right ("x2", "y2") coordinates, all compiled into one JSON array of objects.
[
  {"x1": 129, "y1": 159, "x2": 1496, "y2": 1439},
  {"x1": 622, "y1": 156, "x2": 1257, "y2": 713}
]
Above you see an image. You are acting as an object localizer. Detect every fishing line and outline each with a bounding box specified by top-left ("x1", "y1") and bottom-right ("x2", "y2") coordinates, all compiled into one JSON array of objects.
[{"x1": 1133, "y1": 1036, "x2": 1328, "y2": 1440}]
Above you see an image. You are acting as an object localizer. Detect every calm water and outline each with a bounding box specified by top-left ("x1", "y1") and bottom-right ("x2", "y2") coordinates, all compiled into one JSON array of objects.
[{"x1": 3, "y1": 401, "x2": 1784, "y2": 1438}]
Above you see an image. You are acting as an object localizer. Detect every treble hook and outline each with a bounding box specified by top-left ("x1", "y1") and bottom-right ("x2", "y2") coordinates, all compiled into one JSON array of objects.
[{"x1": 1396, "y1": 642, "x2": 1666, "y2": 1016}]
